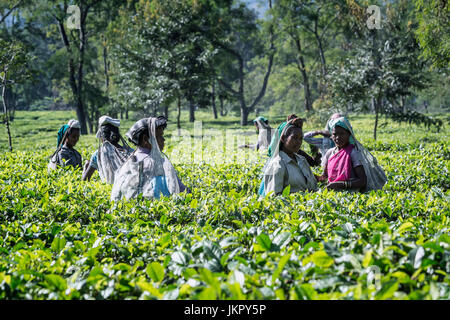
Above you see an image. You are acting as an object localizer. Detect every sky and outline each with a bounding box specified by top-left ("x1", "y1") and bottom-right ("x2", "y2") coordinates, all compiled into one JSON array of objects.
[{"x1": 241, "y1": 0, "x2": 269, "y2": 18}]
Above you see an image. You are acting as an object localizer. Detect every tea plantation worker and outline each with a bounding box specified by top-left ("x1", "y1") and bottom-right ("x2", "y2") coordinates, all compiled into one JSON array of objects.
[
  {"x1": 319, "y1": 116, "x2": 387, "y2": 192},
  {"x1": 260, "y1": 116, "x2": 318, "y2": 196},
  {"x1": 48, "y1": 119, "x2": 82, "y2": 171},
  {"x1": 82, "y1": 116, "x2": 134, "y2": 184},
  {"x1": 111, "y1": 116, "x2": 190, "y2": 201},
  {"x1": 303, "y1": 112, "x2": 343, "y2": 158},
  {"x1": 240, "y1": 116, "x2": 275, "y2": 151},
  {"x1": 268, "y1": 114, "x2": 321, "y2": 167}
]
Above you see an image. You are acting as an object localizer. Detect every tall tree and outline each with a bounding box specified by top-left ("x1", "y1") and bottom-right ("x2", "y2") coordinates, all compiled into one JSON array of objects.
[
  {"x1": 327, "y1": 0, "x2": 431, "y2": 140},
  {"x1": 0, "y1": 39, "x2": 34, "y2": 151},
  {"x1": 415, "y1": 0, "x2": 449, "y2": 69},
  {"x1": 34, "y1": 0, "x2": 105, "y2": 134},
  {"x1": 206, "y1": 0, "x2": 276, "y2": 125}
]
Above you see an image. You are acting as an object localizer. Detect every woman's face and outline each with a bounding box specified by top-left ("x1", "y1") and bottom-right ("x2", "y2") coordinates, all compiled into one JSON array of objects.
[
  {"x1": 156, "y1": 126, "x2": 165, "y2": 151},
  {"x1": 109, "y1": 130, "x2": 120, "y2": 144},
  {"x1": 332, "y1": 126, "x2": 350, "y2": 148},
  {"x1": 66, "y1": 128, "x2": 80, "y2": 148},
  {"x1": 102, "y1": 127, "x2": 120, "y2": 144},
  {"x1": 281, "y1": 127, "x2": 303, "y2": 154}
]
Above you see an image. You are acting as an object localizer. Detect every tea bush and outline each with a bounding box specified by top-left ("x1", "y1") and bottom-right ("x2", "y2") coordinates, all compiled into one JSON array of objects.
[{"x1": 0, "y1": 111, "x2": 448, "y2": 300}]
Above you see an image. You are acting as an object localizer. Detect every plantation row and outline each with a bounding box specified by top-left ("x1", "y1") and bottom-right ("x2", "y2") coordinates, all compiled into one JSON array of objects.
[{"x1": 0, "y1": 138, "x2": 448, "y2": 299}]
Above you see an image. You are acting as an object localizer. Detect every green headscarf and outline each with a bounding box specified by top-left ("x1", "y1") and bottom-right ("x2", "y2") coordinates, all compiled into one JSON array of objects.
[
  {"x1": 56, "y1": 119, "x2": 81, "y2": 147},
  {"x1": 327, "y1": 116, "x2": 356, "y2": 145},
  {"x1": 267, "y1": 121, "x2": 292, "y2": 157},
  {"x1": 253, "y1": 116, "x2": 268, "y2": 123},
  {"x1": 57, "y1": 124, "x2": 70, "y2": 147}
]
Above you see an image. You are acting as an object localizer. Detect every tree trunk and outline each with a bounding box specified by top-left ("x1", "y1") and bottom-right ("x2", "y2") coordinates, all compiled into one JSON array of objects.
[
  {"x1": 76, "y1": 8, "x2": 89, "y2": 134},
  {"x1": 219, "y1": 96, "x2": 226, "y2": 116},
  {"x1": 240, "y1": 101, "x2": 249, "y2": 126},
  {"x1": 189, "y1": 98, "x2": 195, "y2": 122},
  {"x1": 126, "y1": 109, "x2": 129, "y2": 119},
  {"x1": 314, "y1": 18, "x2": 327, "y2": 96},
  {"x1": 401, "y1": 96, "x2": 406, "y2": 114},
  {"x1": 211, "y1": 81, "x2": 218, "y2": 119},
  {"x1": 103, "y1": 42, "x2": 109, "y2": 90},
  {"x1": 373, "y1": 93, "x2": 382, "y2": 141},
  {"x1": 94, "y1": 110, "x2": 99, "y2": 134},
  {"x1": 86, "y1": 109, "x2": 93, "y2": 134},
  {"x1": 57, "y1": 17, "x2": 88, "y2": 134},
  {"x1": 177, "y1": 95, "x2": 181, "y2": 134},
  {"x1": 2, "y1": 80, "x2": 13, "y2": 152},
  {"x1": 164, "y1": 104, "x2": 169, "y2": 120},
  {"x1": 293, "y1": 36, "x2": 313, "y2": 112},
  {"x1": 207, "y1": 0, "x2": 274, "y2": 126},
  {"x1": 374, "y1": 105, "x2": 378, "y2": 141}
]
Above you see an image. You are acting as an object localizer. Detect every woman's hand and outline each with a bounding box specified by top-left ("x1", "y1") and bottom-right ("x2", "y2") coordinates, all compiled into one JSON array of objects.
[
  {"x1": 287, "y1": 117, "x2": 303, "y2": 129},
  {"x1": 326, "y1": 181, "x2": 345, "y2": 190}
]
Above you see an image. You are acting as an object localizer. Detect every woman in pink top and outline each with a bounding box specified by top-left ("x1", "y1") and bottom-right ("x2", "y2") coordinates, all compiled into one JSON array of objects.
[
  {"x1": 319, "y1": 117, "x2": 366, "y2": 192},
  {"x1": 319, "y1": 116, "x2": 387, "y2": 192}
]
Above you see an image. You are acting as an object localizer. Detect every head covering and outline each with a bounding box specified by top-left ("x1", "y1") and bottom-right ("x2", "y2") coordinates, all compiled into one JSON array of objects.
[
  {"x1": 327, "y1": 116, "x2": 356, "y2": 145},
  {"x1": 325, "y1": 113, "x2": 344, "y2": 132},
  {"x1": 126, "y1": 116, "x2": 167, "y2": 145},
  {"x1": 49, "y1": 119, "x2": 81, "y2": 172},
  {"x1": 253, "y1": 116, "x2": 268, "y2": 123},
  {"x1": 95, "y1": 115, "x2": 133, "y2": 184},
  {"x1": 253, "y1": 116, "x2": 273, "y2": 149},
  {"x1": 96, "y1": 116, "x2": 121, "y2": 139},
  {"x1": 57, "y1": 119, "x2": 80, "y2": 147},
  {"x1": 267, "y1": 118, "x2": 303, "y2": 157},
  {"x1": 260, "y1": 117, "x2": 316, "y2": 196},
  {"x1": 325, "y1": 116, "x2": 387, "y2": 192},
  {"x1": 111, "y1": 116, "x2": 180, "y2": 201}
]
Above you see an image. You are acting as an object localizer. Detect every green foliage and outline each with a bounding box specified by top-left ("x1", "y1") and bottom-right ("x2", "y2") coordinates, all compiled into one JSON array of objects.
[
  {"x1": 415, "y1": 0, "x2": 450, "y2": 69},
  {"x1": 0, "y1": 111, "x2": 448, "y2": 300}
]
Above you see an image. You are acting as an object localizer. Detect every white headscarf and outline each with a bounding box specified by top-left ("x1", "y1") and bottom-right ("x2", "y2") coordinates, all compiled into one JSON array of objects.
[
  {"x1": 110, "y1": 117, "x2": 180, "y2": 201},
  {"x1": 94, "y1": 115, "x2": 133, "y2": 184},
  {"x1": 96, "y1": 116, "x2": 121, "y2": 139},
  {"x1": 67, "y1": 119, "x2": 81, "y2": 130},
  {"x1": 254, "y1": 118, "x2": 274, "y2": 149}
]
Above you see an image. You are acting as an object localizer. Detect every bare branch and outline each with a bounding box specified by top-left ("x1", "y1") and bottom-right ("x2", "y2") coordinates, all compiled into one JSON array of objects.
[{"x1": 0, "y1": 0, "x2": 23, "y2": 24}]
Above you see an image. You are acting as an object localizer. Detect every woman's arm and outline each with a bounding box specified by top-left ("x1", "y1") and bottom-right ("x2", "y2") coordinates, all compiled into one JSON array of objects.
[
  {"x1": 82, "y1": 161, "x2": 97, "y2": 181},
  {"x1": 318, "y1": 162, "x2": 328, "y2": 182},
  {"x1": 318, "y1": 130, "x2": 331, "y2": 138},
  {"x1": 297, "y1": 149, "x2": 320, "y2": 167},
  {"x1": 327, "y1": 165, "x2": 367, "y2": 191}
]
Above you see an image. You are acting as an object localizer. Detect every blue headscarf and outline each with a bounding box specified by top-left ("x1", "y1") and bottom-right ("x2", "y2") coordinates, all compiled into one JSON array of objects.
[
  {"x1": 57, "y1": 125, "x2": 69, "y2": 147},
  {"x1": 56, "y1": 119, "x2": 81, "y2": 147}
]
